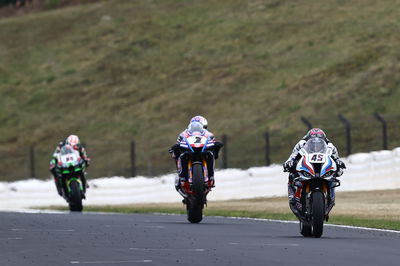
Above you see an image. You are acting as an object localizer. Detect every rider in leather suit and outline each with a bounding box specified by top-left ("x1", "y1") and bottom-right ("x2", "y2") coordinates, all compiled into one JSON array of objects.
[{"x1": 283, "y1": 128, "x2": 346, "y2": 204}]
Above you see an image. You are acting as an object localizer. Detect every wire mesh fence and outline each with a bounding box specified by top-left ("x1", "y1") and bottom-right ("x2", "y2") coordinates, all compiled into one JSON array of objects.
[{"x1": 1, "y1": 114, "x2": 399, "y2": 182}]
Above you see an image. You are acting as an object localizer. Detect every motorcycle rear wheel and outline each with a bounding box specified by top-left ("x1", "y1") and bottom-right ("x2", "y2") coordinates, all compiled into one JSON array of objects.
[
  {"x1": 187, "y1": 164, "x2": 204, "y2": 223},
  {"x1": 311, "y1": 191, "x2": 325, "y2": 238},
  {"x1": 69, "y1": 180, "x2": 83, "y2": 212}
]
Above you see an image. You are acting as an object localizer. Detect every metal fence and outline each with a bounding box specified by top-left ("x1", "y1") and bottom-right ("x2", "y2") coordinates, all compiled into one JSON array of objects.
[
  {"x1": 1, "y1": 113, "x2": 399, "y2": 181},
  {"x1": 267, "y1": 113, "x2": 400, "y2": 164}
]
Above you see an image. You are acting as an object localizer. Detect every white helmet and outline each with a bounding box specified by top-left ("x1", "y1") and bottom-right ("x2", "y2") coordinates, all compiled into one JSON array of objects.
[
  {"x1": 66, "y1": 135, "x2": 80, "y2": 147},
  {"x1": 190, "y1": 115, "x2": 208, "y2": 129}
]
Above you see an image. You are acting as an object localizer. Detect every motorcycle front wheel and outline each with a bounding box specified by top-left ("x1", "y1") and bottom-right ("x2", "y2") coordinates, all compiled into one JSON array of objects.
[
  {"x1": 187, "y1": 164, "x2": 204, "y2": 223},
  {"x1": 311, "y1": 191, "x2": 325, "y2": 238},
  {"x1": 68, "y1": 180, "x2": 83, "y2": 212}
]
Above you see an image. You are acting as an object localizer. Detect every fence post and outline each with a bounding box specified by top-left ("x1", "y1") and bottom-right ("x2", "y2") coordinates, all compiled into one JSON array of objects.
[
  {"x1": 373, "y1": 112, "x2": 388, "y2": 150},
  {"x1": 29, "y1": 145, "x2": 35, "y2": 178},
  {"x1": 338, "y1": 114, "x2": 352, "y2": 156},
  {"x1": 264, "y1": 131, "x2": 271, "y2": 166},
  {"x1": 130, "y1": 140, "x2": 136, "y2": 177},
  {"x1": 301, "y1": 116, "x2": 313, "y2": 130},
  {"x1": 222, "y1": 134, "x2": 228, "y2": 169}
]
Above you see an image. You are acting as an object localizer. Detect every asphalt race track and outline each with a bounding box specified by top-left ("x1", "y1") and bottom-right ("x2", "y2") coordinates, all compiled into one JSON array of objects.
[{"x1": 0, "y1": 212, "x2": 399, "y2": 266}]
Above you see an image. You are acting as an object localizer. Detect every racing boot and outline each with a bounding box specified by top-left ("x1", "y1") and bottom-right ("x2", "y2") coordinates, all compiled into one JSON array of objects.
[
  {"x1": 288, "y1": 182, "x2": 296, "y2": 206},
  {"x1": 208, "y1": 176, "x2": 215, "y2": 188},
  {"x1": 82, "y1": 173, "x2": 90, "y2": 191},
  {"x1": 175, "y1": 176, "x2": 187, "y2": 198},
  {"x1": 287, "y1": 172, "x2": 297, "y2": 205},
  {"x1": 54, "y1": 176, "x2": 63, "y2": 197}
]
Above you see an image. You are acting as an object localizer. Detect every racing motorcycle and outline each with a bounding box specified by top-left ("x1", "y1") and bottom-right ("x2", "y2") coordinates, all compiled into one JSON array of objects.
[
  {"x1": 289, "y1": 138, "x2": 341, "y2": 238},
  {"x1": 174, "y1": 122, "x2": 222, "y2": 223},
  {"x1": 55, "y1": 145, "x2": 87, "y2": 212}
]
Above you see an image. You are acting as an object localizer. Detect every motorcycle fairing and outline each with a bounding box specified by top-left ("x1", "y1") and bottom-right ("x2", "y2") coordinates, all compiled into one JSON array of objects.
[
  {"x1": 297, "y1": 148, "x2": 337, "y2": 177},
  {"x1": 321, "y1": 156, "x2": 336, "y2": 176},
  {"x1": 299, "y1": 156, "x2": 315, "y2": 176}
]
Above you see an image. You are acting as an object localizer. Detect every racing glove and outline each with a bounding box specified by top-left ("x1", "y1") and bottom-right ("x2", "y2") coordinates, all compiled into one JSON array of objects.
[
  {"x1": 169, "y1": 144, "x2": 181, "y2": 159},
  {"x1": 283, "y1": 160, "x2": 295, "y2": 172},
  {"x1": 336, "y1": 168, "x2": 344, "y2": 177},
  {"x1": 336, "y1": 159, "x2": 346, "y2": 169},
  {"x1": 213, "y1": 141, "x2": 224, "y2": 159}
]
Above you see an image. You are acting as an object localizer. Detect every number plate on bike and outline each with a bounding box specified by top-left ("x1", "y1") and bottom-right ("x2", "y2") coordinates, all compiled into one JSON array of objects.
[
  {"x1": 187, "y1": 136, "x2": 207, "y2": 148},
  {"x1": 308, "y1": 153, "x2": 326, "y2": 163},
  {"x1": 60, "y1": 154, "x2": 79, "y2": 164}
]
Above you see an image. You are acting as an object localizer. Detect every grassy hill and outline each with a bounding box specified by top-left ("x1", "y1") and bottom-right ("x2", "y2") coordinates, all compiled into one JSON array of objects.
[{"x1": 1, "y1": 0, "x2": 400, "y2": 180}]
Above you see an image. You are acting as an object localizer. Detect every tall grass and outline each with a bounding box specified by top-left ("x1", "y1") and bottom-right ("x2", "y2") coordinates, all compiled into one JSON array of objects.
[{"x1": 1, "y1": 0, "x2": 400, "y2": 180}]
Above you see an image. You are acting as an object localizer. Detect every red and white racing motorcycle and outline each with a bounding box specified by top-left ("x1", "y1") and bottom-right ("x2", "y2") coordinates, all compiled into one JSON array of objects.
[{"x1": 290, "y1": 138, "x2": 341, "y2": 238}]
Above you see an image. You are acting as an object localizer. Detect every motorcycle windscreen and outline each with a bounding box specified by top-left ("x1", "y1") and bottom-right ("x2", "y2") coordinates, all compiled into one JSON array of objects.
[
  {"x1": 187, "y1": 122, "x2": 204, "y2": 134},
  {"x1": 304, "y1": 138, "x2": 327, "y2": 153},
  {"x1": 59, "y1": 145, "x2": 81, "y2": 167},
  {"x1": 60, "y1": 145, "x2": 75, "y2": 155}
]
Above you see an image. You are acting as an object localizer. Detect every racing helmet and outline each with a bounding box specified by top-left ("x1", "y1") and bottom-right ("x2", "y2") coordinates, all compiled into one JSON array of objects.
[
  {"x1": 190, "y1": 115, "x2": 208, "y2": 129},
  {"x1": 306, "y1": 128, "x2": 326, "y2": 139},
  {"x1": 66, "y1": 135, "x2": 80, "y2": 149}
]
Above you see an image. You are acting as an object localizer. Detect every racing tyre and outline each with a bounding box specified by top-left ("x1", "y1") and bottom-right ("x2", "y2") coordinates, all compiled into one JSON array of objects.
[
  {"x1": 187, "y1": 204, "x2": 203, "y2": 224},
  {"x1": 69, "y1": 180, "x2": 83, "y2": 212},
  {"x1": 187, "y1": 164, "x2": 204, "y2": 223},
  {"x1": 311, "y1": 191, "x2": 325, "y2": 238}
]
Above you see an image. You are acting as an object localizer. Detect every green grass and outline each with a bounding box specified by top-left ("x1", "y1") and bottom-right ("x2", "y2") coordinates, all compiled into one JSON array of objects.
[
  {"x1": 2, "y1": 0, "x2": 400, "y2": 179},
  {"x1": 48, "y1": 205, "x2": 400, "y2": 231},
  {"x1": 328, "y1": 216, "x2": 400, "y2": 231}
]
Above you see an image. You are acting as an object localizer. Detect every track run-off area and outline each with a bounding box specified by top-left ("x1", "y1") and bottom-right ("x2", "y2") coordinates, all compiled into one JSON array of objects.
[{"x1": 0, "y1": 211, "x2": 399, "y2": 266}]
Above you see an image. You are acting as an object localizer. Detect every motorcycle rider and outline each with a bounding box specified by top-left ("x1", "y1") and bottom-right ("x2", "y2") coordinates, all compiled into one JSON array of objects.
[
  {"x1": 283, "y1": 128, "x2": 346, "y2": 204},
  {"x1": 169, "y1": 116, "x2": 223, "y2": 196},
  {"x1": 49, "y1": 135, "x2": 90, "y2": 196}
]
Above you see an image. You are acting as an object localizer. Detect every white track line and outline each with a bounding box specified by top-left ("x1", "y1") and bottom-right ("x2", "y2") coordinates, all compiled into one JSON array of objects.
[
  {"x1": 11, "y1": 228, "x2": 74, "y2": 232},
  {"x1": 222, "y1": 216, "x2": 400, "y2": 234},
  {"x1": 130, "y1": 248, "x2": 205, "y2": 252},
  {"x1": 4, "y1": 210, "x2": 400, "y2": 234},
  {"x1": 70, "y1": 260, "x2": 152, "y2": 264},
  {"x1": 229, "y1": 242, "x2": 299, "y2": 247}
]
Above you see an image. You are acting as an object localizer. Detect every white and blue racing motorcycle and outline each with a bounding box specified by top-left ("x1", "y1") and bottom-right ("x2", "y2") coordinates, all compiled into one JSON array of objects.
[{"x1": 290, "y1": 138, "x2": 341, "y2": 238}]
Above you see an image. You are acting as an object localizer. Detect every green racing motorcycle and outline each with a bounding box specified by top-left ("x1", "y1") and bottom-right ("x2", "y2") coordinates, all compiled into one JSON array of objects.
[{"x1": 55, "y1": 145, "x2": 87, "y2": 212}]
